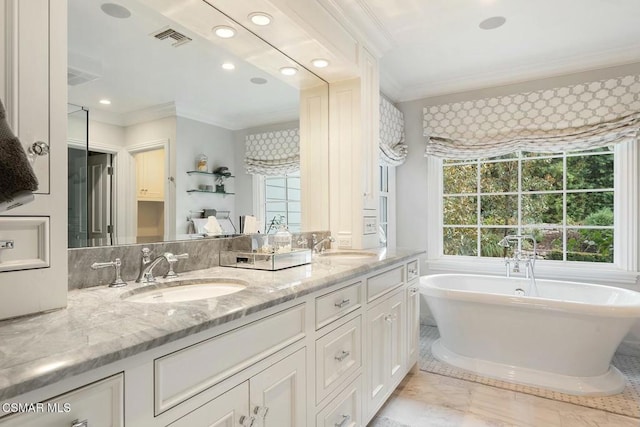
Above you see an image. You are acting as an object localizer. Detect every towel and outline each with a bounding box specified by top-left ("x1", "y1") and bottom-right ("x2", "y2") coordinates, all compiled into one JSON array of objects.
[
  {"x1": 191, "y1": 218, "x2": 208, "y2": 234},
  {"x1": 203, "y1": 216, "x2": 223, "y2": 235},
  {"x1": 0, "y1": 98, "x2": 38, "y2": 210},
  {"x1": 243, "y1": 215, "x2": 259, "y2": 234}
]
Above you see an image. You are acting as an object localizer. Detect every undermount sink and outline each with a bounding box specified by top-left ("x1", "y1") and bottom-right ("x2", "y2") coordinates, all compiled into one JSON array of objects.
[
  {"x1": 122, "y1": 278, "x2": 247, "y2": 304},
  {"x1": 318, "y1": 251, "x2": 378, "y2": 260}
]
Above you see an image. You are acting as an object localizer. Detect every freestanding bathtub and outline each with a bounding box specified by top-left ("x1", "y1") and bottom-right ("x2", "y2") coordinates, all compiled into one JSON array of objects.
[{"x1": 420, "y1": 273, "x2": 640, "y2": 395}]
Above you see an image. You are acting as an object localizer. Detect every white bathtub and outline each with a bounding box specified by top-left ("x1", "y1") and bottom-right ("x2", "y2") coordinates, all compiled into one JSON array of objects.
[{"x1": 420, "y1": 273, "x2": 640, "y2": 395}]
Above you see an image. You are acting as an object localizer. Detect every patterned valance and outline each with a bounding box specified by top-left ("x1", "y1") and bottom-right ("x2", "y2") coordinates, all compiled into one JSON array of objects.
[
  {"x1": 380, "y1": 97, "x2": 408, "y2": 166},
  {"x1": 245, "y1": 128, "x2": 299, "y2": 176},
  {"x1": 424, "y1": 75, "x2": 640, "y2": 159}
]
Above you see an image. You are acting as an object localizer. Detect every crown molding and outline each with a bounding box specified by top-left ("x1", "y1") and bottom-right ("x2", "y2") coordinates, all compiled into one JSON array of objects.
[
  {"x1": 313, "y1": 0, "x2": 395, "y2": 58},
  {"x1": 396, "y1": 45, "x2": 640, "y2": 102}
]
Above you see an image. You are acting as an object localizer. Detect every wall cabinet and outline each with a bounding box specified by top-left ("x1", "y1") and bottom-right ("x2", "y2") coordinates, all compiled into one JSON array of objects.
[{"x1": 135, "y1": 149, "x2": 165, "y2": 201}]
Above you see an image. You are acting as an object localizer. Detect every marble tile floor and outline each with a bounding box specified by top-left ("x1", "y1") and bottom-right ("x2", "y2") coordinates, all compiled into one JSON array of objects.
[{"x1": 368, "y1": 370, "x2": 640, "y2": 427}]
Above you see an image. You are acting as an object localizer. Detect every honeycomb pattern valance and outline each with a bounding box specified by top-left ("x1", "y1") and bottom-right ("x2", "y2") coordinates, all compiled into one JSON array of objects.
[
  {"x1": 380, "y1": 97, "x2": 408, "y2": 166},
  {"x1": 423, "y1": 74, "x2": 640, "y2": 159},
  {"x1": 245, "y1": 128, "x2": 299, "y2": 176}
]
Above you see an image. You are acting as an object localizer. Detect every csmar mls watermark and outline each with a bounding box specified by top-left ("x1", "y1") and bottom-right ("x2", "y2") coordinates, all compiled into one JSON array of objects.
[{"x1": 2, "y1": 402, "x2": 71, "y2": 414}]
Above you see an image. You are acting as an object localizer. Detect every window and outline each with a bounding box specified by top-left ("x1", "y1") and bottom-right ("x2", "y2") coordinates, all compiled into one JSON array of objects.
[
  {"x1": 263, "y1": 171, "x2": 301, "y2": 233},
  {"x1": 442, "y1": 148, "x2": 615, "y2": 263}
]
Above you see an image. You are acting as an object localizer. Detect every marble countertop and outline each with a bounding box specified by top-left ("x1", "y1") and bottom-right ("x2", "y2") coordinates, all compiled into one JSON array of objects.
[{"x1": 0, "y1": 248, "x2": 422, "y2": 400}]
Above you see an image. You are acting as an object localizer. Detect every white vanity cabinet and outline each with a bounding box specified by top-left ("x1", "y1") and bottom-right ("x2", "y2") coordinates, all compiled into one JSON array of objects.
[
  {"x1": 406, "y1": 259, "x2": 421, "y2": 366},
  {"x1": 0, "y1": 374, "x2": 124, "y2": 427},
  {"x1": 365, "y1": 289, "x2": 406, "y2": 419},
  {"x1": 0, "y1": 257, "x2": 421, "y2": 427},
  {"x1": 170, "y1": 348, "x2": 306, "y2": 427}
]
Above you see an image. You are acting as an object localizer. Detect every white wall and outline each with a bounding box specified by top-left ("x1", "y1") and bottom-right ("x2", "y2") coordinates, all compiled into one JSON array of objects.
[
  {"x1": 233, "y1": 120, "x2": 300, "y2": 221},
  {"x1": 176, "y1": 117, "x2": 235, "y2": 237}
]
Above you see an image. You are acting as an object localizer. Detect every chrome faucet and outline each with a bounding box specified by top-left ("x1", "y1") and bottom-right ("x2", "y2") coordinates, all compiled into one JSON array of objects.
[
  {"x1": 497, "y1": 234, "x2": 539, "y2": 296},
  {"x1": 135, "y1": 249, "x2": 188, "y2": 283},
  {"x1": 312, "y1": 234, "x2": 336, "y2": 254}
]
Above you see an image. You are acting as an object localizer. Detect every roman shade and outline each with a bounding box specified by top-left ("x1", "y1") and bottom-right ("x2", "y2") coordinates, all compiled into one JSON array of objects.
[
  {"x1": 423, "y1": 75, "x2": 640, "y2": 159},
  {"x1": 380, "y1": 97, "x2": 408, "y2": 166},
  {"x1": 245, "y1": 128, "x2": 299, "y2": 175}
]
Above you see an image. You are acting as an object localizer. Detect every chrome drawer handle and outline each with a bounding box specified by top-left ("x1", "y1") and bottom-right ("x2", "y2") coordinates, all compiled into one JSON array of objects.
[
  {"x1": 253, "y1": 405, "x2": 269, "y2": 418},
  {"x1": 239, "y1": 415, "x2": 256, "y2": 426},
  {"x1": 335, "y1": 350, "x2": 350, "y2": 362},
  {"x1": 71, "y1": 420, "x2": 88, "y2": 427},
  {"x1": 334, "y1": 299, "x2": 350, "y2": 308},
  {"x1": 335, "y1": 414, "x2": 351, "y2": 427}
]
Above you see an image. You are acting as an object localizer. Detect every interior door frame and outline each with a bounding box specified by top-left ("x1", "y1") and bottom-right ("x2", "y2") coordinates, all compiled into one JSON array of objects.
[
  {"x1": 68, "y1": 138, "x2": 121, "y2": 243},
  {"x1": 126, "y1": 138, "x2": 172, "y2": 243}
]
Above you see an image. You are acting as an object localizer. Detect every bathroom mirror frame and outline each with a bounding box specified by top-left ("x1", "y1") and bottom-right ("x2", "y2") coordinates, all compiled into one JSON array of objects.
[{"x1": 67, "y1": 0, "x2": 328, "y2": 248}]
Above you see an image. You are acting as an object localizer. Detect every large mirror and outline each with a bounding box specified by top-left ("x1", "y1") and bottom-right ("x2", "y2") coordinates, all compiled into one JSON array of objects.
[{"x1": 67, "y1": 0, "x2": 327, "y2": 248}]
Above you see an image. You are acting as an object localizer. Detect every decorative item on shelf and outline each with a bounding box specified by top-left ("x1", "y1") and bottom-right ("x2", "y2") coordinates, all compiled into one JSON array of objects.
[
  {"x1": 213, "y1": 166, "x2": 232, "y2": 193},
  {"x1": 196, "y1": 153, "x2": 208, "y2": 172}
]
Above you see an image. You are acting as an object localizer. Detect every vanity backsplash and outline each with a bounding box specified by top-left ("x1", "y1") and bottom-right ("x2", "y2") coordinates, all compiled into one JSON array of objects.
[{"x1": 67, "y1": 231, "x2": 330, "y2": 290}]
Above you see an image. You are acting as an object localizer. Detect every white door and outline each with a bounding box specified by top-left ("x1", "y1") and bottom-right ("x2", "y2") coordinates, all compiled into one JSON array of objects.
[
  {"x1": 250, "y1": 349, "x2": 306, "y2": 427},
  {"x1": 365, "y1": 298, "x2": 389, "y2": 416},
  {"x1": 87, "y1": 153, "x2": 111, "y2": 246},
  {"x1": 406, "y1": 284, "x2": 420, "y2": 365},
  {"x1": 388, "y1": 291, "x2": 406, "y2": 387},
  {"x1": 168, "y1": 382, "x2": 250, "y2": 427}
]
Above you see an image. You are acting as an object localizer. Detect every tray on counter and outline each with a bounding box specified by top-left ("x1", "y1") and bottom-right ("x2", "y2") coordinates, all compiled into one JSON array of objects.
[{"x1": 219, "y1": 248, "x2": 312, "y2": 271}]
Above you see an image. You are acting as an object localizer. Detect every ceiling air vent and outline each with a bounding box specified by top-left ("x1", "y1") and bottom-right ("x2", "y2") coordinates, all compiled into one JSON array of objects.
[
  {"x1": 67, "y1": 66, "x2": 101, "y2": 86},
  {"x1": 151, "y1": 26, "x2": 192, "y2": 47}
]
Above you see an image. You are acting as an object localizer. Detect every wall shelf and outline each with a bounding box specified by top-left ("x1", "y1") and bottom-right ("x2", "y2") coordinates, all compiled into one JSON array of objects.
[
  {"x1": 186, "y1": 170, "x2": 235, "y2": 178},
  {"x1": 187, "y1": 189, "x2": 235, "y2": 195}
]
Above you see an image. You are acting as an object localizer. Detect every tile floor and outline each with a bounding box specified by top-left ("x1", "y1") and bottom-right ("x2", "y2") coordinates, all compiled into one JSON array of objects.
[{"x1": 368, "y1": 370, "x2": 640, "y2": 427}]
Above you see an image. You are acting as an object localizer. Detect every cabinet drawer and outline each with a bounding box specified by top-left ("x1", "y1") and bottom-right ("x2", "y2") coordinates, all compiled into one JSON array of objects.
[
  {"x1": 0, "y1": 374, "x2": 123, "y2": 427},
  {"x1": 155, "y1": 304, "x2": 306, "y2": 414},
  {"x1": 316, "y1": 281, "x2": 362, "y2": 329},
  {"x1": 316, "y1": 316, "x2": 361, "y2": 404},
  {"x1": 366, "y1": 265, "x2": 404, "y2": 302},
  {"x1": 316, "y1": 376, "x2": 362, "y2": 427},
  {"x1": 0, "y1": 217, "x2": 49, "y2": 272},
  {"x1": 407, "y1": 259, "x2": 419, "y2": 281}
]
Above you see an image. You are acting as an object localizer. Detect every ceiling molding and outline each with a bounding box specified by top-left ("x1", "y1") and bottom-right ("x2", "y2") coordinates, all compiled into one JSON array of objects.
[
  {"x1": 396, "y1": 45, "x2": 640, "y2": 102},
  {"x1": 122, "y1": 102, "x2": 177, "y2": 127},
  {"x1": 313, "y1": 0, "x2": 395, "y2": 58}
]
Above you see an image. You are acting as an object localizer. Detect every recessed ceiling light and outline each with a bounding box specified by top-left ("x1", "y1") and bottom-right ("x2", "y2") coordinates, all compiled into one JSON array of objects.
[
  {"x1": 479, "y1": 16, "x2": 506, "y2": 30},
  {"x1": 250, "y1": 77, "x2": 268, "y2": 85},
  {"x1": 99, "y1": 99, "x2": 111, "y2": 105},
  {"x1": 280, "y1": 66, "x2": 298, "y2": 76},
  {"x1": 213, "y1": 25, "x2": 236, "y2": 39},
  {"x1": 249, "y1": 12, "x2": 272, "y2": 26},
  {"x1": 100, "y1": 3, "x2": 131, "y2": 19},
  {"x1": 311, "y1": 58, "x2": 329, "y2": 68},
  {"x1": 222, "y1": 62, "x2": 235, "y2": 70}
]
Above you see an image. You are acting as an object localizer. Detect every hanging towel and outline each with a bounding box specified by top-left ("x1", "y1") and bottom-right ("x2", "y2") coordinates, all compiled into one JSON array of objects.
[
  {"x1": 190, "y1": 218, "x2": 208, "y2": 234},
  {"x1": 203, "y1": 216, "x2": 223, "y2": 235},
  {"x1": 0, "y1": 98, "x2": 38, "y2": 210}
]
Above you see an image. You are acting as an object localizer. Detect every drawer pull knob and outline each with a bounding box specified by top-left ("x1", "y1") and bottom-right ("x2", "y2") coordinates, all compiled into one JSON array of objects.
[
  {"x1": 384, "y1": 314, "x2": 394, "y2": 323},
  {"x1": 335, "y1": 414, "x2": 351, "y2": 427},
  {"x1": 239, "y1": 415, "x2": 256, "y2": 426},
  {"x1": 0, "y1": 240, "x2": 14, "y2": 249},
  {"x1": 253, "y1": 405, "x2": 269, "y2": 418},
  {"x1": 410, "y1": 287, "x2": 418, "y2": 295},
  {"x1": 334, "y1": 299, "x2": 350, "y2": 308},
  {"x1": 71, "y1": 420, "x2": 88, "y2": 427},
  {"x1": 335, "y1": 350, "x2": 350, "y2": 362}
]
